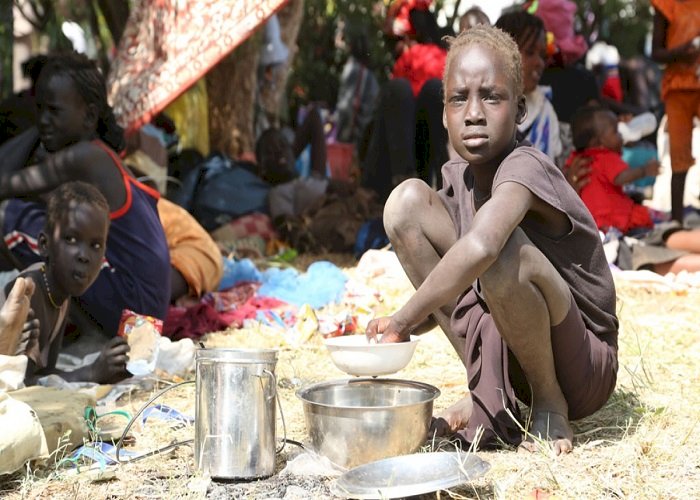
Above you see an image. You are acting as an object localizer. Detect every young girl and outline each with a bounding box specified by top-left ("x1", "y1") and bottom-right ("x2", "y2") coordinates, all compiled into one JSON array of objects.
[
  {"x1": 496, "y1": 11, "x2": 563, "y2": 164},
  {"x1": 0, "y1": 53, "x2": 171, "y2": 346},
  {"x1": 5, "y1": 182, "x2": 126, "y2": 384}
]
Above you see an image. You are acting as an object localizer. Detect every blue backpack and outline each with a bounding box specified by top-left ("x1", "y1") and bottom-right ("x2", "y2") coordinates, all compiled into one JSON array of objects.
[{"x1": 172, "y1": 153, "x2": 270, "y2": 231}]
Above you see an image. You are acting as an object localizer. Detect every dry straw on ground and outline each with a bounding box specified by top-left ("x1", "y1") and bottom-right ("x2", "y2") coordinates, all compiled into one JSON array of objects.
[{"x1": 1, "y1": 253, "x2": 699, "y2": 499}]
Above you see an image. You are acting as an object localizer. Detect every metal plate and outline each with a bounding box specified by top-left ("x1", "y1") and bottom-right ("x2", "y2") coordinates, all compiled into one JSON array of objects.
[{"x1": 330, "y1": 452, "x2": 490, "y2": 499}]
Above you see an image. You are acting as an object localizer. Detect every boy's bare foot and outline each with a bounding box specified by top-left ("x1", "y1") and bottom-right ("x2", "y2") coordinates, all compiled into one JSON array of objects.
[
  {"x1": 430, "y1": 395, "x2": 473, "y2": 437},
  {"x1": 0, "y1": 277, "x2": 35, "y2": 355},
  {"x1": 518, "y1": 410, "x2": 573, "y2": 455}
]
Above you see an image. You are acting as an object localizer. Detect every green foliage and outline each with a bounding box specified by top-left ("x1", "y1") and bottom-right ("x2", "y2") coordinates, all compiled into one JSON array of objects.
[
  {"x1": 286, "y1": 0, "x2": 393, "y2": 125},
  {"x1": 0, "y1": 1, "x2": 13, "y2": 99},
  {"x1": 573, "y1": 0, "x2": 653, "y2": 58}
]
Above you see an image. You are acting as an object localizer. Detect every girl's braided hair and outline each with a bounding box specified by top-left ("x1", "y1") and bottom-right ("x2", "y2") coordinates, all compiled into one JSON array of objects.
[
  {"x1": 39, "y1": 52, "x2": 125, "y2": 153},
  {"x1": 495, "y1": 11, "x2": 546, "y2": 56},
  {"x1": 45, "y1": 181, "x2": 110, "y2": 235}
]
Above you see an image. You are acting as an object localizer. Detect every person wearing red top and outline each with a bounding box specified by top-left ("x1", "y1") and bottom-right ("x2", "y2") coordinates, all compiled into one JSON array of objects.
[
  {"x1": 568, "y1": 105, "x2": 700, "y2": 273},
  {"x1": 362, "y1": 0, "x2": 452, "y2": 200},
  {"x1": 567, "y1": 106, "x2": 659, "y2": 233},
  {"x1": 391, "y1": 42, "x2": 447, "y2": 97}
]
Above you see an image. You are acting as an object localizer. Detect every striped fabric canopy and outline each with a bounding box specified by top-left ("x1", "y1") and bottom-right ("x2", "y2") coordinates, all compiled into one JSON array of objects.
[{"x1": 107, "y1": 0, "x2": 288, "y2": 134}]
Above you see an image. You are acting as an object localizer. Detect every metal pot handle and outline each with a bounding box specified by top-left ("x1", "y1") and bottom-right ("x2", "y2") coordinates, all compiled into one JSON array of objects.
[{"x1": 263, "y1": 369, "x2": 287, "y2": 453}]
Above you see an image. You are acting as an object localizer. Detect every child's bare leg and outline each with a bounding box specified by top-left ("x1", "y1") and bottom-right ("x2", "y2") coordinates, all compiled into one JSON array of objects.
[
  {"x1": 0, "y1": 277, "x2": 35, "y2": 355},
  {"x1": 384, "y1": 179, "x2": 459, "y2": 348},
  {"x1": 479, "y1": 228, "x2": 574, "y2": 454},
  {"x1": 384, "y1": 180, "x2": 472, "y2": 433},
  {"x1": 665, "y1": 229, "x2": 700, "y2": 254},
  {"x1": 653, "y1": 254, "x2": 700, "y2": 274}
]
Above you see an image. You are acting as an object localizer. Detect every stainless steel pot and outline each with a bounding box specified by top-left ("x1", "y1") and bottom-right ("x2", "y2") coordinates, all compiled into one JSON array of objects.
[
  {"x1": 296, "y1": 378, "x2": 440, "y2": 469},
  {"x1": 195, "y1": 348, "x2": 284, "y2": 479}
]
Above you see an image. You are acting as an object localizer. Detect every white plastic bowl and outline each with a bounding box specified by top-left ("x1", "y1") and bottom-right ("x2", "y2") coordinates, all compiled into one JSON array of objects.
[{"x1": 323, "y1": 335, "x2": 420, "y2": 377}]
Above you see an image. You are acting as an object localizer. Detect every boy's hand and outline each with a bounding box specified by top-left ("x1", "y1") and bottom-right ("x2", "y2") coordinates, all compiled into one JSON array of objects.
[
  {"x1": 365, "y1": 316, "x2": 411, "y2": 344},
  {"x1": 90, "y1": 336, "x2": 130, "y2": 384},
  {"x1": 644, "y1": 159, "x2": 660, "y2": 177}
]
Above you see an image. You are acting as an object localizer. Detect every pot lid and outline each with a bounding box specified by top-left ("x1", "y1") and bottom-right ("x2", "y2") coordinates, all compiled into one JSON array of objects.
[{"x1": 330, "y1": 451, "x2": 490, "y2": 499}]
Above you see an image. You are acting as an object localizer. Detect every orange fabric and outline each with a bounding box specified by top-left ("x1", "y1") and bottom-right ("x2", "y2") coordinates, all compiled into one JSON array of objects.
[
  {"x1": 665, "y1": 90, "x2": 700, "y2": 172},
  {"x1": 158, "y1": 198, "x2": 223, "y2": 297},
  {"x1": 651, "y1": 0, "x2": 700, "y2": 99}
]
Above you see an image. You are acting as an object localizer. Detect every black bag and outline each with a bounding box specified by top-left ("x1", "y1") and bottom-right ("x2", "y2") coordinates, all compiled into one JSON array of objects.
[{"x1": 172, "y1": 153, "x2": 270, "y2": 231}]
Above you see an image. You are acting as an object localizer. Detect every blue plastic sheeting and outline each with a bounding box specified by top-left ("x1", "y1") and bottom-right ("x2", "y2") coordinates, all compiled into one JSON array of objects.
[
  {"x1": 218, "y1": 257, "x2": 263, "y2": 290},
  {"x1": 218, "y1": 258, "x2": 348, "y2": 309},
  {"x1": 259, "y1": 261, "x2": 348, "y2": 308}
]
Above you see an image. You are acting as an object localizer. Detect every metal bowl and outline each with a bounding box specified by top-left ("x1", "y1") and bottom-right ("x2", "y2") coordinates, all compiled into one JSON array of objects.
[
  {"x1": 296, "y1": 378, "x2": 440, "y2": 468},
  {"x1": 324, "y1": 335, "x2": 420, "y2": 377}
]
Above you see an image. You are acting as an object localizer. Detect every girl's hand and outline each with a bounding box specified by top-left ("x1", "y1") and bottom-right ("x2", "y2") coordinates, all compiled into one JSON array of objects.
[{"x1": 90, "y1": 336, "x2": 130, "y2": 384}]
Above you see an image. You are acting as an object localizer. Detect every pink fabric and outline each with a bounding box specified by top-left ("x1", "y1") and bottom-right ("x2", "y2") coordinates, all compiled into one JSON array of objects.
[
  {"x1": 164, "y1": 282, "x2": 294, "y2": 339},
  {"x1": 533, "y1": 0, "x2": 588, "y2": 64},
  {"x1": 163, "y1": 303, "x2": 230, "y2": 340},
  {"x1": 219, "y1": 296, "x2": 290, "y2": 326}
]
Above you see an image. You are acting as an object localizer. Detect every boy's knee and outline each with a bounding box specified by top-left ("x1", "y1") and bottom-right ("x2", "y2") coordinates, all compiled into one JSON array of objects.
[
  {"x1": 480, "y1": 229, "x2": 540, "y2": 298},
  {"x1": 384, "y1": 179, "x2": 430, "y2": 234}
]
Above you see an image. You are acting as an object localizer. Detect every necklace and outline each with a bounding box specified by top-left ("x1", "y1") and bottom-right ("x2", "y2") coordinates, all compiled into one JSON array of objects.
[{"x1": 41, "y1": 264, "x2": 61, "y2": 309}]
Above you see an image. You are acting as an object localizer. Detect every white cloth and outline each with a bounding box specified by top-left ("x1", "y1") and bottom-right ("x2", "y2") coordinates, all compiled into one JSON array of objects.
[
  {"x1": 0, "y1": 354, "x2": 27, "y2": 392},
  {"x1": 0, "y1": 391, "x2": 48, "y2": 475},
  {"x1": 520, "y1": 86, "x2": 563, "y2": 165}
]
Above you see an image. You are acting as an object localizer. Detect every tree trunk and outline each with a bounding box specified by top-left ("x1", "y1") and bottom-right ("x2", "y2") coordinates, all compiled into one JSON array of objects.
[
  {"x1": 0, "y1": 0, "x2": 14, "y2": 98},
  {"x1": 95, "y1": 0, "x2": 130, "y2": 46},
  {"x1": 273, "y1": 0, "x2": 305, "y2": 124},
  {"x1": 206, "y1": 0, "x2": 304, "y2": 159},
  {"x1": 206, "y1": 31, "x2": 261, "y2": 159}
]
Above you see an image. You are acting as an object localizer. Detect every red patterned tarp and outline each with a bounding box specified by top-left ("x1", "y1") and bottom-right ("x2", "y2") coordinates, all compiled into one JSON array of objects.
[{"x1": 107, "y1": 0, "x2": 288, "y2": 134}]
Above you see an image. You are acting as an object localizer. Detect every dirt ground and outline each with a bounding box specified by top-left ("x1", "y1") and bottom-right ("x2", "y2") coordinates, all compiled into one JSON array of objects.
[{"x1": 1, "y1": 253, "x2": 700, "y2": 499}]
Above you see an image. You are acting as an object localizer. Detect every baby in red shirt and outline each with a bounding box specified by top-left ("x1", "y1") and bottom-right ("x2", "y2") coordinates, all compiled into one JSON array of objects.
[{"x1": 566, "y1": 106, "x2": 659, "y2": 234}]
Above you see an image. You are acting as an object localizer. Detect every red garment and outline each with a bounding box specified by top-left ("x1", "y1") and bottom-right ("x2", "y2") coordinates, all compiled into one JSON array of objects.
[
  {"x1": 163, "y1": 303, "x2": 230, "y2": 341},
  {"x1": 204, "y1": 281, "x2": 259, "y2": 312},
  {"x1": 566, "y1": 148, "x2": 653, "y2": 233},
  {"x1": 219, "y1": 296, "x2": 289, "y2": 326},
  {"x1": 386, "y1": 0, "x2": 432, "y2": 37},
  {"x1": 391, "y1": 43, "x2": 446, "y2": 96},
  {"x1": 601, "y1": 74, "x2": 623, "y2": 103}
]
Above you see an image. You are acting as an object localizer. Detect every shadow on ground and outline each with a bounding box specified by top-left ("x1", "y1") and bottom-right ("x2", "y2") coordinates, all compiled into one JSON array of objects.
[{"x1": 572, "y1": 388, "x2": 650, "y2": 444}]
